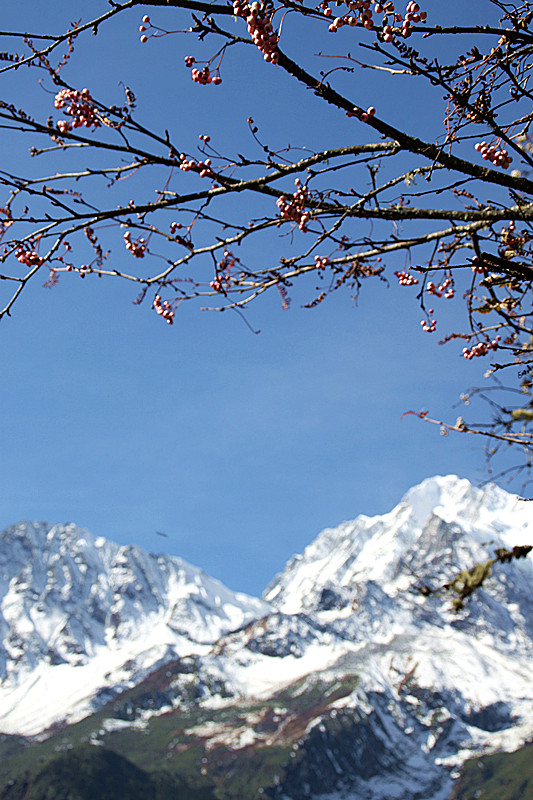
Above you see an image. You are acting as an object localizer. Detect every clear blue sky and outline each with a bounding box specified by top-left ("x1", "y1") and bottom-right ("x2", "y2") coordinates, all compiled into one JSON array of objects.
[{"x1": 0, "y1": 1, "x2": 512, "y2": 595}]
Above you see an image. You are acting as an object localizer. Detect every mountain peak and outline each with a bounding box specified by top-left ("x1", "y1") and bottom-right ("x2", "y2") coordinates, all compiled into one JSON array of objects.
[
  {"x1": 0, "y1": 521, "x2": 269, "y2": 735},
  {"x1": 263, "y1": 475, "x2": 532, "y2": 613},
  {"x1": 402, "y1": 474, "x2": 527, "y2": 532}
]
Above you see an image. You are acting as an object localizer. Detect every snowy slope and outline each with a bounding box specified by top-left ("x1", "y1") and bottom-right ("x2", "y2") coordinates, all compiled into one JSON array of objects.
[
  {"x1": 263, "y1": 475, "x2": 532, "y2": 615},
  {"x1": 0, "y1": 521, "x2": 269, "y2": 734}
]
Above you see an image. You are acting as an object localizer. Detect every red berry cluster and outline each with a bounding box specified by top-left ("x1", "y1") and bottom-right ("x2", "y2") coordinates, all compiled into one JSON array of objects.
[
  {"x1": 139, "y1": 15, "x2": 151, "y2": 43},
  {"x1": 420, "y1": 309, "x2": 436, "y2": 332},
  {"x1": 323, "y1": 0, "x2": 426, "y2": 39},
  {"x1": 395, "y1": 0, "x2": 425, "y2": 38},
  {"x1": 123, "y1": 231, "x2": 146, "y2": 258},
  {"x1": 463, "y1": 336, "x2": 500, "y2": 359},
  {"x1": 427, "y1": 277, "x2": 454, "y2": 299},
  {"x1": 347, "y1": 105, "x2": 376, "y2": 123},
  {"x1": 184, "y1": 58, "x2": 222, "y2": 85},
  {"x1": 170, "y1": 222, "x2": 183, "y2": 234},
  {"x1": 16, "y1": 248, "x2": 44, "y2": 268},
  {"x1": 178, "y1": 153, "x2": 213, "y2": 178},
  {"x1": 314, "y1": 255, "x2": 329, "y2": 270},
  {"x1": 233, "y1": 0, "x2": 279, "y2": 64},
  {"x1": 210, "y1": 250, "x2": 239, "y2": 292},
  {"x1": 395, "y1": 270, "x2": 419, "y2": 285},
  {"x1": 276, "y1": 180, "x2": 310, "y2": 231},
  {"x1": 474, "y1": 141, "x2": 512, "y2": 169},
  {"x1": 193, "y1": 66, "x2": 212, "y2": 85},
  {"x1": 192, "y1": 66, "x2": 210, "y2": 85},
  {"x1": 471, "y1": 256, "x2": 489, "y2": 275},
  {"x1": 210, "y1": 276, "x2": 230, "y2": 291},
  {"x1": 154, "y1": 295, "x2": 175, "y2": 324},
  {"x1": 54, "y1": 88, "x2": 100, "y2": 131}
]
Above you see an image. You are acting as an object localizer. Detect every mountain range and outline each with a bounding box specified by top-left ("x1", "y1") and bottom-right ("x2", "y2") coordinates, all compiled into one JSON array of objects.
[{"x1": 0, "y1": 474, "x2": 532, "y2": 800}]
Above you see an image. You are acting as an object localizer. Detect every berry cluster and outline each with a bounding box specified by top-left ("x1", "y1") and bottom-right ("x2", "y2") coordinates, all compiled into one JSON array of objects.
[
  {"x1": 201, "y1": 66, "x2": 219, "y2": 85},
  {"x1": 347, "y1": 105, "x2": 376, "y2": 123},
  {"x1": 395, "y1": 270, "x2": 419, "y2": 285},
  {"x1": 54, "y1": 88, "x2": 100, "y2": 131},
  {"x1": 170, "y1": 222, "x2": 183, "y2": 234},
  {"x1": 210, "y1": 276, "x2": 231, "y2": 291},
  {"x1": 233, "y1": 0, "x2": 279, "y2": 64},
  {"x1": 123, "y1": 231, "x2": 146, "y2": 258},
  {"x1": 16, "y1": 248, "x2": 44, "y2": 268},
  {"x1": 314, "y1": 255, "x2": 329, "y2": 270},
  {"x1": 471, "y1": 255, "x2": 489, "y2": 275},
  {"x1": 178, "y1": 153, "x2": 213, "y2": 178},
  {"x1": 397, "y1": 0, "x2": 425, "y2": 37},
  {"x1": 323, "y1": 0, "x2": 426, "y2": 39},
  {"x1": 192, "y1": 66, "x2": 211, "y2": 85},
  {"x1": 427, "y1": 277, "x2": 454, "y2": 299},
  {"x1": 474, "y1": 141, "x2": 512, "y2": 169},
  {"x1": 154, "y1": 295, "x2": 175, "y2": 324},
  {"x1": 139, "y1": 15, "x2": 151, "y2": 43},
  {"x1": 276, "y1": 180, "x2": 310, "y2": 231},
  {"x1": 420, "y1": 309, "x2": 436, "y2": 332},
  {"x1": 463, "y1": 336, "x2": 500, "y2": 359},
  {"x1": 184, "y1": 56, "x2": 222, "y2": 85},
  {"x1": 210, "y1": 250, "x2": 239, "y2": 291}
]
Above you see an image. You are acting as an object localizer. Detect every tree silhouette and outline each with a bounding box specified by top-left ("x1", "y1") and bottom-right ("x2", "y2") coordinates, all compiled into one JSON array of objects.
[{"x1": 1, "y1": 0, "x2": 533, "y2": 484}]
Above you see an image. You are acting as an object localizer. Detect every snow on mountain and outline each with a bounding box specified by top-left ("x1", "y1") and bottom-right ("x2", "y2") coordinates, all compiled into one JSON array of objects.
[
  {"x1": 252, "y1": 474, "x2": 533, "y2": 734},
  {"x1": 0, "y1": 520, "x2": 269, "y2": 734},
  {"x1": 0, "y1": 475, "x2": 532, "y2": 800},
  {"x1": 263, "y1": 475, "x2": 532, "y2": 615},
  {"x1": 161, "y1": 474, "x2": 532, "y2": 800}
]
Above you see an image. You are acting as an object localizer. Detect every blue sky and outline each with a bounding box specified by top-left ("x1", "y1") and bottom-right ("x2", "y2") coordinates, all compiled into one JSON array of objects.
[{"x1": 0, "y1": 1, "x2": 512, "y2": 595}]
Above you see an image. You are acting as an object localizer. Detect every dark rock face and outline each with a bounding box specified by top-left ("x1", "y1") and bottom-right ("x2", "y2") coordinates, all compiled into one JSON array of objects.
[
  {"x1": 245, "y1": 614, "x2": 320, "y2": 659},
  {"x1": 462, "y1": 702, "x2": 516, "y2": 732},
  {"x1": 317, "y1": 588, "x2": 346, "y2": 611},
  {"x1": 267, "y1": 699, "x2": 450, "y2": 800}
]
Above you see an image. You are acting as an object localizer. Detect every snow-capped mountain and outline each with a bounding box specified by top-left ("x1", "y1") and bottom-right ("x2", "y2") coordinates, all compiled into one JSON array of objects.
[
  {"x1": 264, "y1": 474, "x2": 532, "y2": 614},
  {"x1": 0, "y1": 475, "x2": 532, "y2": 800},
  {"x1": 263, "y1": 475, "x2": 533, "y2": 657},
  {"x1": 157, "y1": 475, "x2": 531, "y2": 800},
  {"x1": 0, "y1": 520, "x2": 268, "y2": 734}
]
